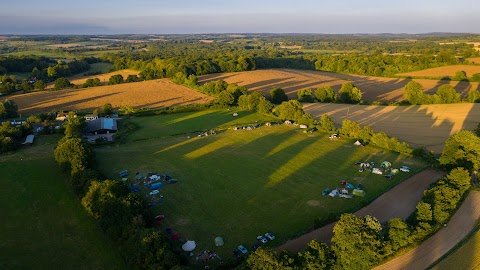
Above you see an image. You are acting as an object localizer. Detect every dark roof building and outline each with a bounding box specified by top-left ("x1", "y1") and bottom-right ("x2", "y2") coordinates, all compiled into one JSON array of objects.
[{"x1": 85, "y1": 118, "x2": 118, "y2": 135}]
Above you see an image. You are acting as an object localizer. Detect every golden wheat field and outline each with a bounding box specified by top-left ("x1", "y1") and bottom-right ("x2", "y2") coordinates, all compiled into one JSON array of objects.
[
  {"x1": 433, "y1": 228, "x2": 480, "y2": 270},
  {"x1": 199, "y1": 69, "x2": 480, "y2": 102},
  {"x1": 11, "y1": 79, "x2": 214, "y2": 114},
  {"x1": 397, "y1": 65, "x2": 480, "y2": 78},
  {"x1": 303, "y1": 103, "x2": 480, "y2": 153}
]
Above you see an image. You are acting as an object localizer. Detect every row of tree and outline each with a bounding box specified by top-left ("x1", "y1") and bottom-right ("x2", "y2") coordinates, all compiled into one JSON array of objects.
[
  {"x1": 53, "y1": 116, "x2": 184, "y2": 269},
  {"x1": 403, "y1": 80, "x2": 480, "y2": 104}
]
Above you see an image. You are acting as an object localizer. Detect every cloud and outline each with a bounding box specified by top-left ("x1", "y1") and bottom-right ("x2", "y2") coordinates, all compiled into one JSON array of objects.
[{"x1": 0, "y1": 16, "x2": 110, "y2": 35}]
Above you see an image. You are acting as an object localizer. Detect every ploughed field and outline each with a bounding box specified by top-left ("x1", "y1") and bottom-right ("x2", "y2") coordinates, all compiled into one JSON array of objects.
[
  {"x1": 397, "y1": 65, "x2": 480, "y2": 78},
  {"x1": 95, "y1": 109, "x2": 427, "y2": 260},
  {"x1": 10, "y1": 78, "x2": 214, "y2": 114},
  {"x1": 303, "y1": 103, "x2": 480, "y2": 154},
  {"x1": 199, "y1": 69, "x2": 480, "y2": 102}
]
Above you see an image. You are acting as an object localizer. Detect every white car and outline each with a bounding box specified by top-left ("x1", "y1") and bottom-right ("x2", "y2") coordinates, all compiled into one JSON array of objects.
[
  {"x1": 257, "y1": 236, "x2": 268, "y2": 244},
  {"x1": 265, "y1": 232, "x2": 275, "y2": 240},
  {"x1": 149, "y1": 190, "x2": 160, "y2": 195},
  {"x1": 400, "y1": 166, "x2": 411, "y2": 172}
]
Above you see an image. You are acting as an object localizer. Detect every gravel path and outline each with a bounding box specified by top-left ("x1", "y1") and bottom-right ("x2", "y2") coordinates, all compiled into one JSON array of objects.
[
  {"x1": 277, "y1": 169, "x2": 446, "y2": 253},
  {"x1": 375, "y1": 190, "x2": 480, "y2": 270}
]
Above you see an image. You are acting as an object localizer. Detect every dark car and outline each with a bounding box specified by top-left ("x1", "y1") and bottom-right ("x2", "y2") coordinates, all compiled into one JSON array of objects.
[
  {"x1": 384, "y1": 174, "x2": 394, "y2": 179},
  {"x1": 233, "y1": 250, "x2": 241, "y2": 257},
  {"x1": 322, "y1": 188, "x2": 330, "y2": 195},
  {"x1": 252, "y1": 243, "x2": 260, "y2": 251}
]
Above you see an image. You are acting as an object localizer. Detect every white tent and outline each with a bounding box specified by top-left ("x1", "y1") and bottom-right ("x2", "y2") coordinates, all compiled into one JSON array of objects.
[
  {"x1": 182, "y1": 240, "x2": 196, "y2": 252},
  {"x1": 354, "y1": 140, "x2": 362, "y2": 146}
]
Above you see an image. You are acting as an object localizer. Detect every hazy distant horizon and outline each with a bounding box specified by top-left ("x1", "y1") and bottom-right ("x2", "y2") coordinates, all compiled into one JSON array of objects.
[{"x1": 1, "y1": 0, "x2": 478, "y2": 35}]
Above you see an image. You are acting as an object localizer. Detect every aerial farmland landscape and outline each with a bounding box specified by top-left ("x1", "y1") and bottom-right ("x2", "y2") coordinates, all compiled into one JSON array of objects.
[{"x1": 1, "y1": 1, "x2": 480, "y2": 270}]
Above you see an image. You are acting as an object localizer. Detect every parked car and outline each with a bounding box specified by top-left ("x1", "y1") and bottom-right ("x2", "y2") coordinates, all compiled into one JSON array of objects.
[
  {"x1": 238, "y1": 245, "x2": 248, "y2": 254},
  {"x1": 329, "y1": 133, "x2": 339, "y2": 139},
  {"x1": 233, "y1": 250, "x2": 241, "y2": 257},
  {"x1": 384, "y1": 174, "x2": 394, "y2": 179},
  {"x1": 257, "y1": 236, "x2": 268, "y2": 244},
  {"x1": 149, "y1": 190, "x2": 160, "y2": 195},
  {"x1": 354, "y1": 161, "x2": 362, "y2": 165},
  {"x1": 400, "y1": 166, "x2": 411, "y2": 172},
  {"x1": 252, "y1": 243, "x2": 260, "y2": 251},
  {"x1": 265, "y1": 232, "x2": 275, "y2": 241},
  {"x1": 322, "y1": 188, "x2": 330, "y2": 195}
]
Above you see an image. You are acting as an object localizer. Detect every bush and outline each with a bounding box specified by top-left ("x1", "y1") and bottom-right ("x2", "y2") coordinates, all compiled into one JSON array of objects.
[
  {"x1": 338, "y1": 82, "x2": 362, "y2": 104},
  {"x1": 54, "y1": 77, "x2": 72, "y2": 90},
  {"x1": 270, "y1": 87, "x2": 288, "y2": 104},
  {"x1": 315, "y1": 86, "x2": 336, "y2": 103},
  {"x1": 297, "y1": 88, "x2": 314, "y2": 103},
  {"x1": 109, "y1": 74, "x2": 124, "y2": 85}
]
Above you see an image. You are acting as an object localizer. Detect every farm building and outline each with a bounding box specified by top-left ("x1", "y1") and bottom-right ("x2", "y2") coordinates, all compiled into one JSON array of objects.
[{"x1": 85, "y1": 118, "x2": 118, "y2": 135}]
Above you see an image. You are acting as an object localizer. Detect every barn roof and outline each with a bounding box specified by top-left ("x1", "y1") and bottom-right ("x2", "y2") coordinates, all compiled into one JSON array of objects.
[{"x1": 85, "y1": 118, "x2": 118, "y2": 133}]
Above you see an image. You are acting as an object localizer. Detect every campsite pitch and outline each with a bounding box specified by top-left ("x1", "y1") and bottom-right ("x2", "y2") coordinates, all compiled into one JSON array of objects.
[{"x1": 95, "y1": 109, "x2": 427, "y2": 259}]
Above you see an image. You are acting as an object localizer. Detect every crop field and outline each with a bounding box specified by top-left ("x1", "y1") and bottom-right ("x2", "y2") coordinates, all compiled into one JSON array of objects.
[
  {"x1": 67, "y1": 68, "x2": 136, "y2": 86},
  {"x1": 199, "y1": 69, "x2": 480, "y2": 102},
  {"x1": 95, "y1": 109, "x2": 426, "y2": 259},
  {"x1": 0, "y1": 135, "x2": 125, "y2": 270},
  {"x1": 303, "y1": 103, "x2": 480, "y2": 154},
  {"x1": 433, "y1": 227, "x2": 480, "y2": 270},
  {"x1": 397, "y1": 65, "x2": 480, "y2": 78},
  {"x1": 11, "y1": 78, "x2": 214, "y2": 114}
]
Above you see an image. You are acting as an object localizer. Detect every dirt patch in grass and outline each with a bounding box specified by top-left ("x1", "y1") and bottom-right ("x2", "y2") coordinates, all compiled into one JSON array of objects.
[
  {"x1": 307, "y1": 200, "x2": 321, "y2": 207},
  {"x1": 11, "y1": 79, "x2": 214, "y2": 114}
]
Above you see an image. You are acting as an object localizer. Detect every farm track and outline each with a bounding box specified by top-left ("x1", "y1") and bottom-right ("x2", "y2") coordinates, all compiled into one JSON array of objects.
[
  {"x1": 375, "y1": 190, "x2": 480, "y2": 270},
  {"x1": 276, "y1": 169, "x2": 445, "y2": 253}
]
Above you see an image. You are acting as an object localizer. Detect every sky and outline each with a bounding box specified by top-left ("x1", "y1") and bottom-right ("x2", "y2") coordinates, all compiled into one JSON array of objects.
[{"x1": 0, "y1": 0, "x2": 478, "y2": 35}]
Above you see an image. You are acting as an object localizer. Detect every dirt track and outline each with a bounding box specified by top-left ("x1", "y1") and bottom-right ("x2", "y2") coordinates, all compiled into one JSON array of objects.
[
  {"x1": 277, "y1": 169, "x2": 445, "y2": 253},
  {"x1": 375, "y1": 191, "x2": 480, "y2": 270}
]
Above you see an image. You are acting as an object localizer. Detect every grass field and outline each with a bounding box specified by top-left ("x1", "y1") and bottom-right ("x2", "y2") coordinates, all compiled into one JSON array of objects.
[
  {"x1": 0, "y1": 135, "x2": 125, "y2": 270},
  {"x1": 11, "y1": 78, "x2": 213, "y2": 114},
  {"x1": 433, "y1": 227, "x2": 480, "y2": 270},
  {"x1": 397, "y1": 65, "x2": 480, "y2": 78},
  {"x1": 95, "y1": 109, "x2": 426, "y2": 259},
  {"x1": 199, "y1": 69, "x2": 480, "y2": 103},
  {"x1": 303, "y1": 103, "x2": 480, "y2": 154}
]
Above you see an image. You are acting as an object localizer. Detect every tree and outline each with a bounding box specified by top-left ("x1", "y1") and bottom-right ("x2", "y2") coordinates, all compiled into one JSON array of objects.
[
  {"x1": 109, "y1": 74, "x2": 124, "y2": 85},
  {"x1": 453, "y1": 70, "x2": 467, "y2": 81},
  {"x1": 238, "y1": 91, "x2": 266, "y2": 111},
  {"x1": 340, "y1": 119, "x2": 362, "y2": 139},
  {"x1": 338, "y1": 82, "x2": 362, "y2": 104},
  {"x1": 274, "y1": 100, "x2": 303, "y2": 121},
  {"x1": 444, "y1": 167, "x2": 471, "y2": 194},
  {"x1": 436, "y1": 84, "x2": 461, "y2": 103},
  {"x1": 467, "y1": 88, "x2": 480, "y2": 103},
  {"x1": 101, "y1": 103, "x2": 113, "y2": 116},
  {"x1": 246, "y1": 248, "x2": 294, "y2": 270},
  {"x1": 403, "y1": 81, "x2": 424, "y2": 105},
  {"x1": 440, "y1": 130, "x2": 480, "y2": 171},
  {"x1": 64, "y1": 112, "x2": 86, "y2": 138},
  {"x1": 126, "y1": 75, "x2": 139, "y2": 83},
  {"x1": 54, "y1": 137, "x2": 93, "y2": 175},
  {"x1": 0, "y1": 99, "x2": 18, "y2": 119},
  {"x1": 387, "y1": 218, "x2": 412, "y2": 251},
  {"x1": 54, "y1": 77, "x2": 71, "y2": 90},
  {"x1": 81, "y1": 180, "x2": 120, "y2": 219},
  {"x1": 27, "y1": 115, "x2": 41, "y2": 123},
  {"x1": 119, "y1": 105, "x2": 136, "y2": 115},
  {"x1": 270, "y1": 87, "x2": 288, "y2": 104},
  {"x1": 297, "y1": 88, "x2": 314, "y2": 102},
  {"x1": 416, "y1": 202, "x2": 433, "y2": 222},
  {"x1": 33, "y1": 80, "x2": 46, "y2": 91},
  {"x1": 218, "y1": 90, "x2": 235, "y2": 105},
  {"x1": 331, "y1": 214, "x2": 383, "y2": 270},
  {"x1": 315, "y1": 86, "x2": 336, "y2": 103},
  {"x1": 298, "y1": 240, "x2": 334, "y2": 269},
  {"x1": 257, "y1": 99, "x2": 274, "y2": 114},
  {"x1": 471, "y1": 73, "x2": 480, "y2": 82},
  {"x1": 319, "y1": 114, "x2": 336, "y2": 132}
]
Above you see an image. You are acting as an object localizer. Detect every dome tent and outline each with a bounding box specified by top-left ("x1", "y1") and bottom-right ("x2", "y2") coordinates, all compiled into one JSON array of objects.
[
  {"x1": 214, "y1": 236, "x2": 224, "y2": 247},
  {"x1": 182, "y1": 240, "x2": 196, "y2": 252}
]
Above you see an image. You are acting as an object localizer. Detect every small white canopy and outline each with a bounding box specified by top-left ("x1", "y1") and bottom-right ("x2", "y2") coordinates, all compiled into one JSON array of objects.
[
  {"x1": 182, "y1": 240, "x2": 196, "y2": 252},
  {"x1": 354, "y1": 140, "x2": 362, "y2": 146}
]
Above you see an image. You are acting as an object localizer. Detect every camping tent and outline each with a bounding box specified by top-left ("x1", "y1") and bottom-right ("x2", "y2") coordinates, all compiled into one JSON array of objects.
[
  {"x1": 381, "y1": 161, "x2": 392, "y2": 168},
  {"x1": 353, "y1": 140, "x2": 362, "y2": 146},
  {"x1": 182, "y1": 240, "x2": 196, "y2": 252},
  {"x1": 353, "y1": 189, "x2": 366, "y2": 197},
  {"x1": 214, "y1": 236, "x2": 224, "y2": 247}
]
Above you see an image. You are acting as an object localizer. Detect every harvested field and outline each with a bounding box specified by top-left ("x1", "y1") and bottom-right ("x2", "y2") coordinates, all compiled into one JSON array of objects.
[
  {"x1": 46, "y1": 43, "x2": 83, "y2": 48},
  {"x1": 67, "y1": 69, "x2": 139, "y2": 86},
  {"x1": 468, "y1": 57, "x2": 480, "y2": 64},
  {"x1": 375, "y1": 191, "x2": 480, "y2": 270},
  {"x1": 303, "y1": 103, "x2": 480, "y2": 154},
  {"x1": 433, "y1": 227, "x2": 480, "y2": 270},
  {"x1": 397, "y1": 65, "x2": 480, "y2": 78},
  {"x1": 199, "y1": 69, "x2": 480, "y2": 102},
  {"x1": 11, "y1": 79, "x2": 214, "y2": 114}
]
